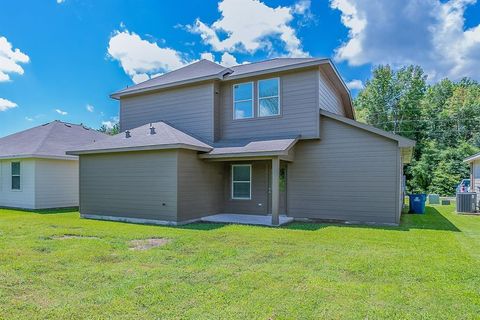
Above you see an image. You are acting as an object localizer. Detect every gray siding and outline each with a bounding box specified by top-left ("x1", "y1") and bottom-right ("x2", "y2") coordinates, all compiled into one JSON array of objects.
[
  {"x1": 79, "y1": 150, "x2": 178, "y2": 221},
  {"x1": 223, "y1": 161, "x2": 270, "y2": 215},
  {"x1": 120, "y1": 83, "x2": 215, "y2": 142},
  {"x1": 219, "y1": 69, "x2": 320, "y2": 140},
  {"x1": 35, "y1": 159, "x2": 79, "y2": 209},
  {"x1": 318, "y1": 69, "x2": 345, "y2": 116},
  {"x1": 288, "y1": 116, "x2": 400, "y2": 224},
  {"x1": 177, "y1": 149, "x2": 223, "y2": 221}
]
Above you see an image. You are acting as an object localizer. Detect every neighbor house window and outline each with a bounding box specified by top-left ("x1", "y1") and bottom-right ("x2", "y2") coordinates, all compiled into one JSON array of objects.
[
  {"x1": 233, "y1": 82, "x2": 253, "y2": 119},
  {"x1": 11, "y1": 162, "x2": 20, "y2": 190},
  {"x1": 232, "y1": 164, "x2": 251, "y2": 199},
  {"x1": 258, "y1": 78, "x2": 280, "y2": 117}
]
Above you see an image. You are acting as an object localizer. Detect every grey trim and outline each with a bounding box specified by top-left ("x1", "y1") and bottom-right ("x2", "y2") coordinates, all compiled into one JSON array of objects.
[
  {"x1": 464, "y1": 152, "x2": 480, "y2": 162},
  {"x1": 81, "y1": 214, "x2": 200, "y2": 226},
  {"x1": 67, "y1": 143, "x2": 211, "y2": 155},
  {"x1": 0, "y1": 155, "x2": 78, "y2": 161}
]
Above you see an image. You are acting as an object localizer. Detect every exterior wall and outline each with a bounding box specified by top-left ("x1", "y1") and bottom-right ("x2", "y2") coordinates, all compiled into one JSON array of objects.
[
  {"x1": 79, "y1": 150, "x2": 178, "y2": 221},
  {"x1": 318, "y1": 69, "x2": 345, "y2": 116},
  {"x1": 222, "y1": 161, "x2": 270, "y2": 215},
  {"x1": 120, "y1": 82, "x2": 216, "y2": 142},
  {"x1": 288, "y1": 116, "x2": 401, "y2": 224},
  {"x1": 472, "y1": 160, "x2": 480, "y2": 193},
  {"x1": 0, "y1": 159, "x2": 36, "y2": 209},
  {"x1": 219, "y1": 68, "x2": 320, "y2": 140},
  {"x1": 35, "y1": 159, "x2": 79, "y2": 209},
  {"x1": 177, "y1": 149, "x2": 223, "y2": 222}
]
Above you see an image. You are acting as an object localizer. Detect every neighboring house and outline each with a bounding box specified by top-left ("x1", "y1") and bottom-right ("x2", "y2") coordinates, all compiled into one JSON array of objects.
[
  {"x1": 0, "y1": 121, "x2": 108, "y2": 209},
  {"x1": 464, "y1": 153, "x2": 480, "y2": 193},
  {"x1": 68, "y1": 58, "x2": 415, "y2": 226}
]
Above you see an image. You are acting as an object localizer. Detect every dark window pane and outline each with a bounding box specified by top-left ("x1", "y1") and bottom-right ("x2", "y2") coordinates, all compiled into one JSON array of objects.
[
  {"x1": 259, "y1": 78, "x2": 278, "y2": 98},
  {"x1": 233, "y1": 165, "x2": 250, "y2": 181},
  {"x1": 11, "y1": 162, "x2": 20, "y2": 175},
  {"x1": 234, "y1": 101, "x2": 253, "y2": 119},
  {"x1": 233, "y1": 182, "x2": 250, "y2": 198},
  {"x1": 12, "y1": 176, "x2": 20, "y2": 190},
  {"x1": 234, "y1": 83, "x2": 252, "y2": 101},
  {"x1": 259, "y1": 97, "x2": 279, "y2": 116}
]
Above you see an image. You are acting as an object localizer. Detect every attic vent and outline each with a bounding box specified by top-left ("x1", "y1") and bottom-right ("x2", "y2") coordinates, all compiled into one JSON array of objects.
[
  {"x1": 150, "y1": 125, "x2": 156, "y2": 135},
  {"x1": 125, "y1": 130, "x2": 131, "y2": 138},
  {"x1": 64, "y1": 123, "x2": 71, "y2": 128}
]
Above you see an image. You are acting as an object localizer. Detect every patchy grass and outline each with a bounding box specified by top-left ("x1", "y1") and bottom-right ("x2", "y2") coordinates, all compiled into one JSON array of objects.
[{"x1": 0, "y1": 205, "x2": 479, "y2": 319}]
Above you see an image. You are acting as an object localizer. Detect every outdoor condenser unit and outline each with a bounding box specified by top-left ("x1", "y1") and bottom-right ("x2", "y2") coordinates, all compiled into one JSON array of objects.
[{"x1": 456, "y1": 192, "x2": 477, "y2": 213}]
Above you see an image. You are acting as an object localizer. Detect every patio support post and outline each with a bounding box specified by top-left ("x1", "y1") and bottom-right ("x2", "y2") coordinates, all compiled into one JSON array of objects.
[{"x1": 271, "y1": 157, "x2": 280, "y2": 226}]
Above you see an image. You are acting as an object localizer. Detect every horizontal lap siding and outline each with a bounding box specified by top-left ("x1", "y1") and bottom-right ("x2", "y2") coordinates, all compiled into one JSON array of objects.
[
  {"x1": 223, "y1": 161, "x2": 269, "y2": 215},
  {"x1": 176, "y1": 150, "x2": 223, "y2": 222},
  {"x1": 35, "y1": 159, "x2": 79, "y2": 208},
  {"x1": 219, "y1": 69, "x2": 319, "y2": 140},
  {"x1": 288, "y1": 116, "x2": 399, "y2": 224},
  {"x1": 79, "y1": 150, "x2": 178, "y2": 221},
  {"x1": 318, "y1": 69, "x2": 345, "y2": 116},
  {"x1": 0, "y1": 159, "x2": 35, "y2": 209},
  {"x1": 120, "y1": 83, "x2": 215, "y2": 142}
]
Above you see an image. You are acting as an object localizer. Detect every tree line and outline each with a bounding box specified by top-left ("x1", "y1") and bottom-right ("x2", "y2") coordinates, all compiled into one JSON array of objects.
[{"x1": 355, "y1": 65, "x2": 480, "y2": 195}]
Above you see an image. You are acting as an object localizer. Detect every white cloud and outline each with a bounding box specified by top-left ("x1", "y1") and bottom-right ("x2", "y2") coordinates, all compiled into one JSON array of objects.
[
  {"x1": 56, "y1": 0, "x2": 65, "y2": 3},
  {"x1": 200, "y1": 51, "x2": 240, "y2": 67},
  {"x1": 25, "y1": 116, "x2": 33, "y2": 121},
  {"x1": 346, "y1": 79, "x2": 364, "y2": 90},
  {"x1": 0, "y1": 36, "x2": 29, "y2": 82},
  {"x1": 107, "y1": 29, "x2": 187, "y2": 83},
  {"x1": 86, "y1": 104, "x2": 94, "y2": 112},
  {"x1": 330, "y1": 0, "x2": 480, "y2": 81},
  {"x1": 101, "y1": 121, "x2": 115, "y2": 129},
  {"x1": 189, "y1": 0, "x2": 309, "y2": 57},
  {"x1": 55, "y1": 109, "x2": 67, "y2": 115},
  {"x1": 0, "y1": 98, "x2": 17, "y2": 111}
]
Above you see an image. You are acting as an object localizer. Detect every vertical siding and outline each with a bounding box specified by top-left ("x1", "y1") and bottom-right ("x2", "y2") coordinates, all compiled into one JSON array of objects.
[
  {"x1": 473, "y1": 160, "x2": 480, "y2": 193},
  {"x1": 0, "y1": 159, "x2": 36, "y2": 209},
  {"x1": 222, "y1": 161, "x2": 270, "y2": 215},
  {"x1": 35, "y1": 159, "x2": 79, "y2": 209},
  {"x1": 318, "y1": 69, "x2": 345, "y2": 116},
  {"x1": 288, "y1": 116, "x2": 400, "y2": 224},
  {"x1": 176, "y1": 150, "x2": 223, "y2": 221},
  {"x1": 79, "y1": 150, "x2": 178, "y2": 221},
  {"x1": 120, "y1": 83, "x2": 215, "y2": 142},
  {"x1": 219, "y1": 69, "x2": 320, "y2": 140}
]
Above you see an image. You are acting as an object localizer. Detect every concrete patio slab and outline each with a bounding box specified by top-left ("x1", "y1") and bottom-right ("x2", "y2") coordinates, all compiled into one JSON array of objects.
[{"x1": 201, "y1": 213, "x2": 294, "y2": 226}]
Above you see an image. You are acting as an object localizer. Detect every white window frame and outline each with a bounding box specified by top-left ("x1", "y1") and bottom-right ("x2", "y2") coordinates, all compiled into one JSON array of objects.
[
  {"x1": 233, "y1": 82, "x2": 254, "y2": 120},
  {"x1": 257, "y1": 77, "x2": 280, "y2": 117},
  {"x1": 231, "y1": 164, "x2": 252, "y2": 200},
  {"x1": 11, "y1": 161, "x2": 21, "y2": 191}
]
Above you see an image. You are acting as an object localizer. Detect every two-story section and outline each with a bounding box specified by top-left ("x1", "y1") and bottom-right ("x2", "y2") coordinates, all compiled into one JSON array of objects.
[{"x1": 69, "y1": 58, "x2": 414, "y2": 227}]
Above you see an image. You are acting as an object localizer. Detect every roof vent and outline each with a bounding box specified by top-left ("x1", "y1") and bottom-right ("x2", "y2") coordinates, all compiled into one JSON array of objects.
[
  {"x1": 149, "y1": 125, "x2": 156, "y2": 135},
  {"x1": 125, "y1": 130, "x2": 131, "y2": 138}
]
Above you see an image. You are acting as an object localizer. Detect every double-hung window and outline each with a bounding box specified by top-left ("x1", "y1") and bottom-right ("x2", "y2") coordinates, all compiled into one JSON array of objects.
[
  {"x1": 11, "y1": 162, "x2": 20, "y2": 190},
  {"x1": 233, "y1": 82, "x2": 253, "y2": 119},
  {"x1": 258, "y1": 78, "x2": 280, "y2": 117},
  {"x1": 232, "y1": 164, "x2": 251, "y2": 200}
]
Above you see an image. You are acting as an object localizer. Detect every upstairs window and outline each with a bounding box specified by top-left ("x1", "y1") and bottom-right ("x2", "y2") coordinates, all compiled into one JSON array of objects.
[
  {"x1": 258, "y1": 78, "x2": 280, "y2": 117},
  {"x1": 232, "y1": 164, "x2": 251, "y2": 200},
  {"x1": 11, "y1": 162, "x2": 20, "y2": 190},
  {"x1": 233, "y1": 82, "x2": 253, "y2": 119}
]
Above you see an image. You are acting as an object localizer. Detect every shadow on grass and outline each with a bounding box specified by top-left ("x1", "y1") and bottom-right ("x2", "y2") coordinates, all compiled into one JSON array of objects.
[
  {"x1": 0, "y1": 206, "x2": 78, "y2": 214},
  {"x1": 283, "y1": 206, "x2": 460, "y2": 232}
]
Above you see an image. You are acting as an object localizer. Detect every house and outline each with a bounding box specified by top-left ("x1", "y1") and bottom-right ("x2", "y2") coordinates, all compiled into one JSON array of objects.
[
  {"x1": 0, "y1": 121, "x2": 108, "y2": 209},
  {"x1": 68, "y1": 58, "x2": 415, "y2": 226},
  {"x1": 464, "y1": 153, "x2": 480, "y2": 193}
]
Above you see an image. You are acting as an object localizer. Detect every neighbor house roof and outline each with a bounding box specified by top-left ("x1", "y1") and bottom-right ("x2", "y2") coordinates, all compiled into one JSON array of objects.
[
  {"x1": 200, "y1": 137, "x2": 299, "y2": 159},
  {"x1": 464, "y1": 152, "x2": 480, "y2": 163},
  {"x1": 0, "y1": 121, "x2": 108, "y2": 160},
  {"x1": 66, "y1": 121, "x2": 213, "y2": 155}
]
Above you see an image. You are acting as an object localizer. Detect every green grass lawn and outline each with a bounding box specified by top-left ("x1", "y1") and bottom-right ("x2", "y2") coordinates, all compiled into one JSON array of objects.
[{"x1": 0, "y1": 206, "x2": 479, "y2": 319}]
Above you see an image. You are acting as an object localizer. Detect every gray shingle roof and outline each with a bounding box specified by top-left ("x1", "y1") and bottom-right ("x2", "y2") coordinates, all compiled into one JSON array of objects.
[
  {"x1": 67, "y1": 121, "x2": 213, "y2": 155},
  {"x1": 225, "y1": 58, "x2": 322, "y2": 78},
  {"x1": 0, "y1": 121, "x2": 109, "y2": 160}
]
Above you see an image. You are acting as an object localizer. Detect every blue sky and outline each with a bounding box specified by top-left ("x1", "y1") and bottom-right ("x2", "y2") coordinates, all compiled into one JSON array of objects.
[{"x1": 1, "y1": 0, "x2": 479, "y2": 137}]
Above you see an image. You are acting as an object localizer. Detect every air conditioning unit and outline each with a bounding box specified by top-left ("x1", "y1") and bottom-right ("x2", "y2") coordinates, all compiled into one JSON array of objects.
[{"x1": 456, "y1": 192, "x2": 477, "y2": 213}]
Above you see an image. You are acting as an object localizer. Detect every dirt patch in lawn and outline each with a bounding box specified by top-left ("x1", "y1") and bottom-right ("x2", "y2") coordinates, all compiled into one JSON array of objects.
[
  {"x1": 129, "y1": 238, "x2": 171, "y2": 251},
  {"x1": 51, "y1": 234, "x2": 99, "y2": 240}
]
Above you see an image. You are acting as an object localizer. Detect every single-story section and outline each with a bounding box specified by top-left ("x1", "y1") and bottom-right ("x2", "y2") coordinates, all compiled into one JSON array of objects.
[
  {"x1": 0, "y1": 121, "x2": 107, "y2": 209},
  {"x1": 68, "y1": 111, "x2": 415, "y2": 226},
  {"x1": 464, "y1": 153, "x2": 480, "y2": 193}
]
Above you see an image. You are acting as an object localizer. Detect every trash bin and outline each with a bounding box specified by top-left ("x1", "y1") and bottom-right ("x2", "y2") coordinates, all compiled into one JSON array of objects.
[{"x1": 409, "y1": 194, "x2": 427, "y2": 214}]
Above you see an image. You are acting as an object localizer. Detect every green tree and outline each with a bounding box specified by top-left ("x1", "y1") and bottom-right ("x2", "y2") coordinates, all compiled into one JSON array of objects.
[{"x1": 98, "y1": 123, "x2": 120, "y2": 135}]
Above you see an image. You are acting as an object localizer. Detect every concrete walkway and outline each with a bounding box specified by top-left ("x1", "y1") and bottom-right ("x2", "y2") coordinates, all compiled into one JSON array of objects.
[{"x1": 201, "y1": 213, "x2": 294, "y2": 226}]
